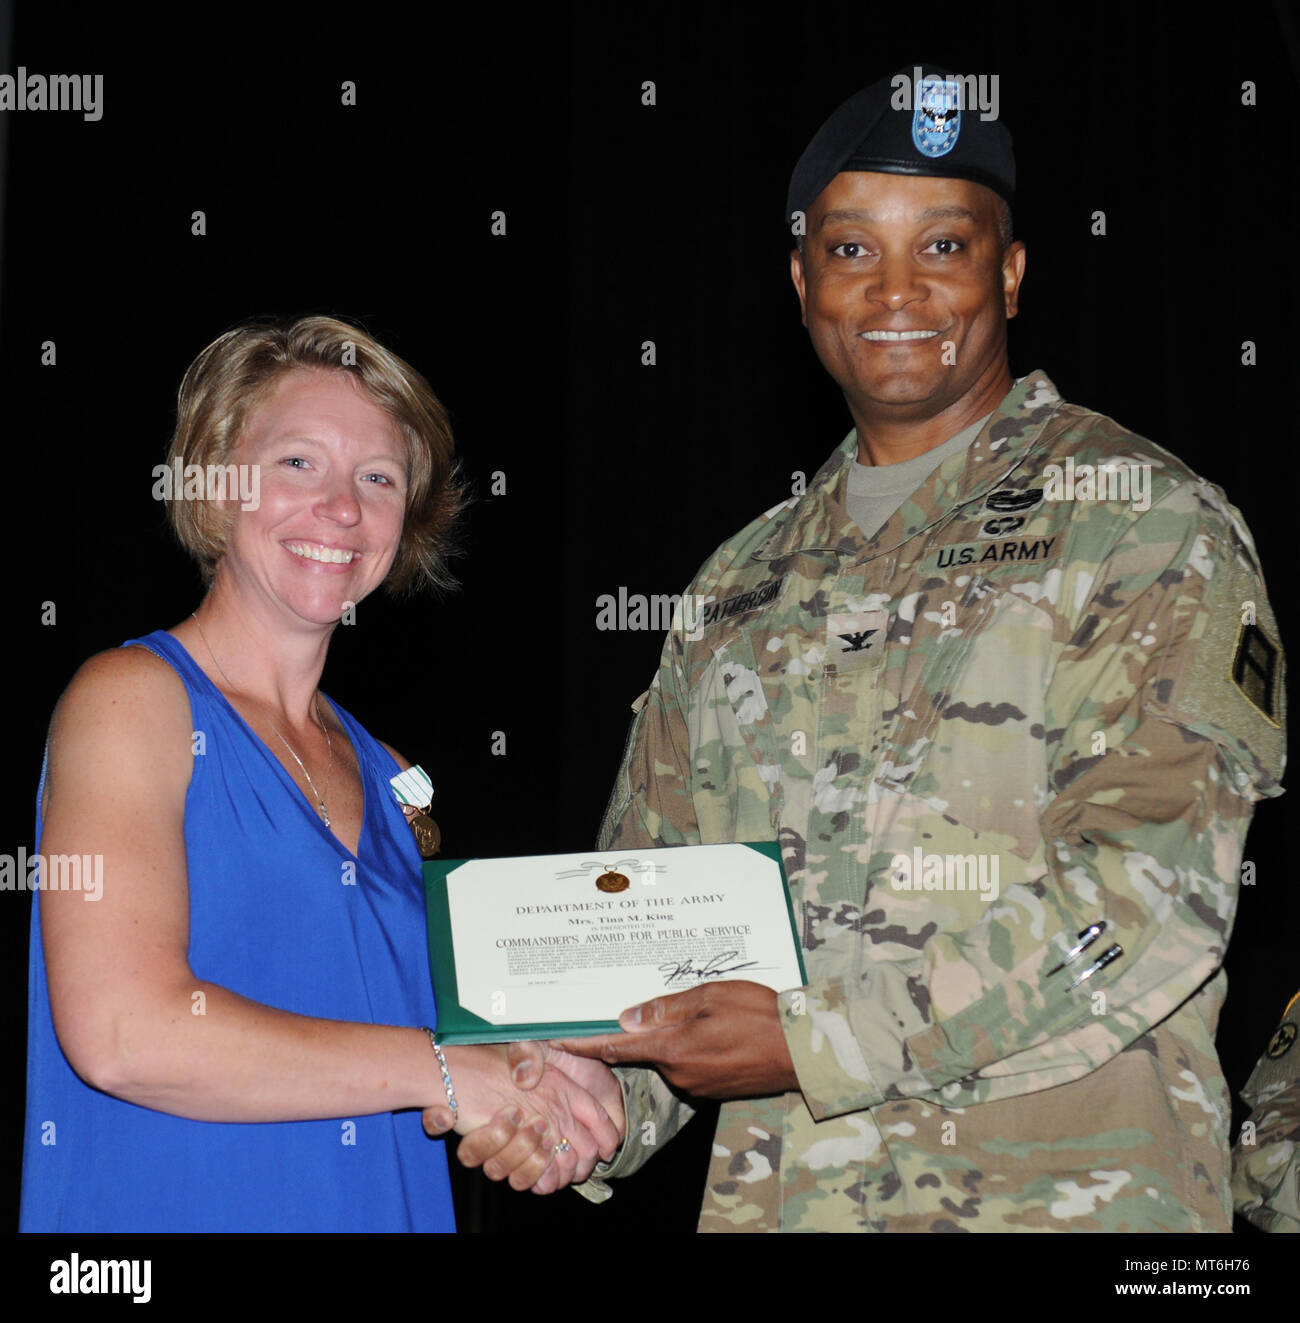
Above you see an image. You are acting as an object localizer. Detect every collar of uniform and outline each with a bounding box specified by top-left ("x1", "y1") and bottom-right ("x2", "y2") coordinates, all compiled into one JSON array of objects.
[{"x1": 752, "y1": 369, "x2": 1064, "y2": 562}]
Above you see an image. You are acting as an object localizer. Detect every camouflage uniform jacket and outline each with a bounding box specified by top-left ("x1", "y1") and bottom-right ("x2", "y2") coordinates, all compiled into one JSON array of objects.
[
  {"x1": 1232, "y1": 989, "x2": 1300, "y2": 1232},
  {"x1": 590, "y1": 370, "x2": 1286, "y2": 1231}
]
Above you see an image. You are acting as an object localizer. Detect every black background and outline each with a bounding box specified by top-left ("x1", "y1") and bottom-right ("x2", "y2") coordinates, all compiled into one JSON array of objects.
[{"x1": 0, "y1": 0, "x2": 1295, "y2": 1253}]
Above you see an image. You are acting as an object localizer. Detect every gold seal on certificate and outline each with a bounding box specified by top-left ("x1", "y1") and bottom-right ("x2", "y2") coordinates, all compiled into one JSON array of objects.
[{"x1": 423, "y1": 843, "x2": 807, "y2": 1045}]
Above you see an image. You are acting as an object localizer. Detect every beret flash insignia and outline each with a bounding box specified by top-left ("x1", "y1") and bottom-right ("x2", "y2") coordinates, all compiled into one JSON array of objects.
[{"x1": 912, "y1": 77, "x2": 961, "y2": 157}]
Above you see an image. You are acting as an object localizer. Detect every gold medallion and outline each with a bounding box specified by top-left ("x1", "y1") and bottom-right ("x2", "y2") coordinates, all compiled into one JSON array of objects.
[
  {"x1": 411, "y1": 812, "x2": 441, "y2": 859},
  {"x1": 595, "y1": 871, "x2": 629, "y2": 893}
]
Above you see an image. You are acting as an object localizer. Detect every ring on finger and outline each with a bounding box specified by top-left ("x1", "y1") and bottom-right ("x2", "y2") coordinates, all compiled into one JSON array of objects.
[{"x1": 552, "y1": 1136, "x2": 572, "y2": 1154}]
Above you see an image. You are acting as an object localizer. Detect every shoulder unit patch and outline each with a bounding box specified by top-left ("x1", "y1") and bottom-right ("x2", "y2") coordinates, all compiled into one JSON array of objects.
[{"x1": 1232, "y1": 621, "x2": 1281, "y2": 726}]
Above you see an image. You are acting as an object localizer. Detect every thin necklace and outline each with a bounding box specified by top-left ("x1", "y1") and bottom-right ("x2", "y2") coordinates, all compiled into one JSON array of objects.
[{"x1": 191, "y1": 611, "x2": 335, "y2": 828}]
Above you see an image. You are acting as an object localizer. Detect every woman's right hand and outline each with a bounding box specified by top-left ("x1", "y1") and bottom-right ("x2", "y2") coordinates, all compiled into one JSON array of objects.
[{"x1": 422, "y1": 1045, "x2": 623, "y2": 1193}]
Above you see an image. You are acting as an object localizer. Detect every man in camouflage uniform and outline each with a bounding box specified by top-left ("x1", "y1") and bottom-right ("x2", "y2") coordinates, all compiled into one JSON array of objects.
[
  {"x1": 1233, "y1": 990, "x2": 1300, "y2": 1232},
  {"x1": 541, "y1": 68, "x2": 1287, "y2": 1231}
]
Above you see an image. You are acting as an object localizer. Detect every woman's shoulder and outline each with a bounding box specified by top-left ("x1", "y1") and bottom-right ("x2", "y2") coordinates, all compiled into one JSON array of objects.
[
  {"x1": 43, "y1": 640, "x2": 195, "y2": 817},
  {"x1": 53, "y1": 639, "x2": 194, "y2": 744},
  {"x1": 67, "y1": 636, "x2": 186, "y2": 693}
]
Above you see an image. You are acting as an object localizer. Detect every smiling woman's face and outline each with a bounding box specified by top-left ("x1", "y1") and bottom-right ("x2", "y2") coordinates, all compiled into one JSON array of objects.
[{"x1": 217, "y1": 368, "x2": 410, "y2": 625}]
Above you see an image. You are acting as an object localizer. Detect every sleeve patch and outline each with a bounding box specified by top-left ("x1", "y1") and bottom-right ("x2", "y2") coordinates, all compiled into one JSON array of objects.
[
  {"x1": 1154, "y1": 542, "x2": 1285, "y2": 789},
  {"x1": 1232, "y1": 621, "x2": 1281, "y2": 727},
  {"x1": 1267, "y1": 1021, "x2": 1297, "y2": 1061}
]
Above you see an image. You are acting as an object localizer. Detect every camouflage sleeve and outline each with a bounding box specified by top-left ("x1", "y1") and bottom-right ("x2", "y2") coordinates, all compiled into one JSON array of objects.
[
  {"x1": 574, "y1": 621, "x2": 701, "y2": 1200},
  {"x1": 599, "y1": 611, "x2": 700, "y2": 850},
  {"x1": 571, "y1": 1064, "x2": 695, "y2": 1203},
  {"x1": 781, "y1": 486, "x2": 1287, "y2": 1116},
  {"x1": 1232, "y1": 991, "x2": 1300, "y2": 1232}
]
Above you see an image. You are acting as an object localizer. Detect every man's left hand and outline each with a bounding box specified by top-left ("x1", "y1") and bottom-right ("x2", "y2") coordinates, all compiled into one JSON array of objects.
[{"x1": 555, "y1": 981, "x2": 799, "y2": 1099}]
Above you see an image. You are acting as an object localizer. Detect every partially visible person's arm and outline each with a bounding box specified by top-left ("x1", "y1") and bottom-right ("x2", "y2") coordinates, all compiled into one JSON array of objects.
[{"x1": 1232, "y1": 989, "x2": 1300, "y2": 1233}]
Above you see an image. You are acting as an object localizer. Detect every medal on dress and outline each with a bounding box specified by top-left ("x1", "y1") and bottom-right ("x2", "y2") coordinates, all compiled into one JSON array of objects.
[
  {"x1": 390, "y1": 765, "x2": 441, "y2": 859},
  {"x1": 409, "y1": 810, "x2": 441, "y2": 858}
]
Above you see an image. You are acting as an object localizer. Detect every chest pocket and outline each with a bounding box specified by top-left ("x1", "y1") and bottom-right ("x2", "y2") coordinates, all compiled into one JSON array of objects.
[
  {"x1": 879, "y1": 575, "x2": 1054, "y2": 860},
  {"x1": 686, "y1": 634, "x2": 789, "y2": 842}
]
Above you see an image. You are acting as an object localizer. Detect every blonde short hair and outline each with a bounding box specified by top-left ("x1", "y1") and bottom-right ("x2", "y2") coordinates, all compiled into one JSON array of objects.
[{"x1": 165, "y1": 315, "x2": 466, "y2": 594}]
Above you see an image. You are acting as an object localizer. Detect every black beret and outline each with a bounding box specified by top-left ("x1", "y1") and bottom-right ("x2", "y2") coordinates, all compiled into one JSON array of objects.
[{"x1": 786, "y1": 64, "x2": 1015, "y2": 225}]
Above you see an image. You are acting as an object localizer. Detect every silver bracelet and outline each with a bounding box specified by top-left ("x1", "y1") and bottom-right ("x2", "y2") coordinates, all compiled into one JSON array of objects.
[{"x1": 422, "y1": 1026, "x2": 457, "y2": 1116}]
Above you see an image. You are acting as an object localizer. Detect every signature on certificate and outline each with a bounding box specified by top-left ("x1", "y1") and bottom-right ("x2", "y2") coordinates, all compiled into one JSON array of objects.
[{"x1": 659, "y1": 951, "x2": 759, "y2": 987}]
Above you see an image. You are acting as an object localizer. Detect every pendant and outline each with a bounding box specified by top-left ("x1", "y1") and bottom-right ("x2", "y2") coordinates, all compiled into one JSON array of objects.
[
  {"x1": 316, "y1": 802, "x2": 331, "y2": 828},
  {"x1": 410, "y1": 812, "x2": 441, "y2": 858}
]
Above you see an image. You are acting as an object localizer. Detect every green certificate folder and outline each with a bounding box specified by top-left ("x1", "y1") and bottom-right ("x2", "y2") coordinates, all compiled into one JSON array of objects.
[{"x1": 424, "y1": 842, "x2": 807, "y2": 1046}]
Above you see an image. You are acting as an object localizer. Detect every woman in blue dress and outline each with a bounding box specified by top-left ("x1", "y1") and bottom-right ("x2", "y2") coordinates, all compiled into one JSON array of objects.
[{"x1": 20, "y1": 316, "x2": 624, "y2": 1232}]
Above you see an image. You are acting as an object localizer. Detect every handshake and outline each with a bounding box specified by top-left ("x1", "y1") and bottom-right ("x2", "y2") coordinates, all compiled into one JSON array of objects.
[
  {"x1": 417, "y1": 979, "x2": 797, "y2": 1193},
  {"x1": 420, "y1": 1039, "x2": 625, "y2": 1195}
]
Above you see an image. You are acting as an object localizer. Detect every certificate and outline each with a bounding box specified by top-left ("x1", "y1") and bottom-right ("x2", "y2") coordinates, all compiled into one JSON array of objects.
[{"x1": 424, "y1": 842, "x2": 807, "y2": 1044}]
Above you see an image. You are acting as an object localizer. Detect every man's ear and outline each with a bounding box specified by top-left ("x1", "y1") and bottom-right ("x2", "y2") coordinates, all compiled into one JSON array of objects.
[
  {"x1": 790, "y1": 247, "x2": 809, "y2": 328},
  {"x1": 1002, "y1": 239, "x2": 1027, "y2": 320}
]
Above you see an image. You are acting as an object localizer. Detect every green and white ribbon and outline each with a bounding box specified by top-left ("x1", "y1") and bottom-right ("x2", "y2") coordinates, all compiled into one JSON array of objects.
[{"x1": 390, "y1": 765, "x2": 434, "y2": 809}]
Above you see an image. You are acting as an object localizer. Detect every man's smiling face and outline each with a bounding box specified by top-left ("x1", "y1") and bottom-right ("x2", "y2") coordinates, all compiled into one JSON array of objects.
[{"x1": 791, "y1": 170, "x2": 1025, "y2": 438}]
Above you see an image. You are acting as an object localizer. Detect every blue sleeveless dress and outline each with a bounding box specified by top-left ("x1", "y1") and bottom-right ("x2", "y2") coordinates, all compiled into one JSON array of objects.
[{"x1": 20, "y1": 630, "x2": 456, "y2": 1231}]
